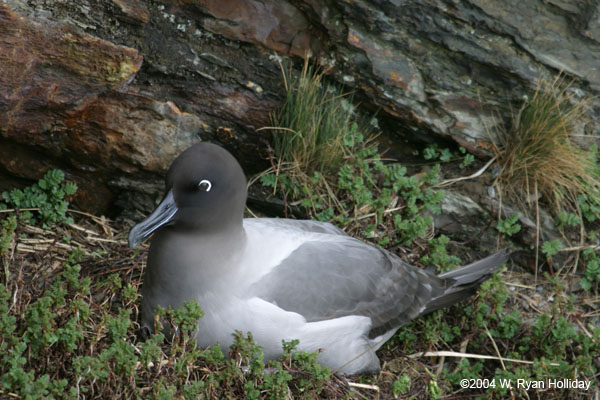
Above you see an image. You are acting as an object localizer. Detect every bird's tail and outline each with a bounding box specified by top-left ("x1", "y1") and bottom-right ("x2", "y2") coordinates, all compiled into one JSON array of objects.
[{"x1": 423, "y1": 249, "x2": 510, "y2": 314}]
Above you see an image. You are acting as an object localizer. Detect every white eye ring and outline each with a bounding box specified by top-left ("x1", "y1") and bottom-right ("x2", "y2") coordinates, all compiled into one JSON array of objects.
[{"x1": 198, "y1": 179, "x2": 212, "y2": 192}]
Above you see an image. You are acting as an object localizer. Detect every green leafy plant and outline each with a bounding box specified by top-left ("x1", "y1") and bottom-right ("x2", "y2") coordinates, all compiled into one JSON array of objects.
[
  {"x1": 424, "y1": 145, "x2": 453, "y2": 162},
  {"x1": 581, "y1": 248, "x2": 599, "y2": 291},
  {"x1": 1, "y1": 170, "x2": 77, "y2": 228},
  {"x1": 541, "y1": 239, "x2": 563, "y2": 259},
  {"x1": 0, "y1": 215, "x2": 16, "y2": 257},
  {"x1": 392, "y1": 373, "x2": 411, "y2": 397},
  {"x1": 496, "y1": 214, "x2": 522, "y2": 237},
  {"x1": 459, "y1": 146, "x2": 475, "y2": 169},
  {"x1": 260, "y1": 127, "x2": 444, "y2": 244},
  {"x1": 420, "y1": 235, "x2": 461, "y2": 273},
  {"x1": 556, "y1": 211, "x2": 581, "y2": 229},
  {"x1": 423, "y1": 144, "x2": 475, "y2": 169},
  {"x1": 428, "y1": 379, "x2": 442, "y2": 399}
]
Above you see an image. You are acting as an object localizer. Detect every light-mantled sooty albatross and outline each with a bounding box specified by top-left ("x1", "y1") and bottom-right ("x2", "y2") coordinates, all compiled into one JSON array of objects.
[{"x1": 128, "y1": 142, "x2": 509, "y2": 375}]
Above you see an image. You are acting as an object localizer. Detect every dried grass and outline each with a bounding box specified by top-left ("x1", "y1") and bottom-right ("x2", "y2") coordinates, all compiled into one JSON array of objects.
[{"x1": 493, "y1": 76, "x2": 600, "y2": 215}]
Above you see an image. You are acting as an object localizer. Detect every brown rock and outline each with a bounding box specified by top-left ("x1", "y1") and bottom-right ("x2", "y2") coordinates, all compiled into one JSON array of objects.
[
  {"x1": 0, "y1": 4, "x2": 143, "y2": 137},
  {"x1": 63, "y1": 92, "x2": 205, "y2": 172},
  {"x1": 112, "y1": 0, "x2": 150, "y2": 24},
  {"x1": 195, "y1": 0, "x2": 323, "y2": 57}
]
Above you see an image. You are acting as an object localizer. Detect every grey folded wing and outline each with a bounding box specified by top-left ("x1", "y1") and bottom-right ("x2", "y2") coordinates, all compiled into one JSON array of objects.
[{"x1": 246, "y1": 237, "x2": 450, "y2": 338}]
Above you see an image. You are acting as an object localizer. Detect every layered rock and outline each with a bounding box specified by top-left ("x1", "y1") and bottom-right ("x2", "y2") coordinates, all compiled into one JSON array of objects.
[{"x1": 1, "y1": 0, "x2": 598, "y2": 216}]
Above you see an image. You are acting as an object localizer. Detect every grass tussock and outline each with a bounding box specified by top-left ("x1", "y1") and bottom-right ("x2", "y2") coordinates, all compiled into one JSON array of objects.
[
  {"x1": 493, "y1": 76, "x2": 600, "y2": 214},
  {"x1": 268, "y1": 57, "x2": 355, "y2": 175}
]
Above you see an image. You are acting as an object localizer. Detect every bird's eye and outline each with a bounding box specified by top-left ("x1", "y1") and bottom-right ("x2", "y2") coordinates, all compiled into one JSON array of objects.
[{"x1": 198, "y1": 179, "x2": 212, "y2": 192}]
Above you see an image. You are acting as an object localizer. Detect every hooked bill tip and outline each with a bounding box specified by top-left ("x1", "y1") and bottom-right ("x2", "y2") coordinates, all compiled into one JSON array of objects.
[{"x1": 127, "y1": 189, "x2": 179, "y2": 250}]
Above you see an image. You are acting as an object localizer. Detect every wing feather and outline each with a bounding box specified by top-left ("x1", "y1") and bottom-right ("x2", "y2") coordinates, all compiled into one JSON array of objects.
[{"x1": 246, "y1": 236, "x2": 448, "y2": 338}]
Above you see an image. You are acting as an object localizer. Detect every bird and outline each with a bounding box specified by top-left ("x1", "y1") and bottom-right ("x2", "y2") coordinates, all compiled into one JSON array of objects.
[{"x1": 128, "y1": 142, "x2": 509, "y2": 375}]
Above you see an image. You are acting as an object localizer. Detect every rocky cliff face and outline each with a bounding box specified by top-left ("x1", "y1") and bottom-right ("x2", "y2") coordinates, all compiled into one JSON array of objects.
[{"x1": 1, "y1": 0, "x2": 599, "y2": 215}]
